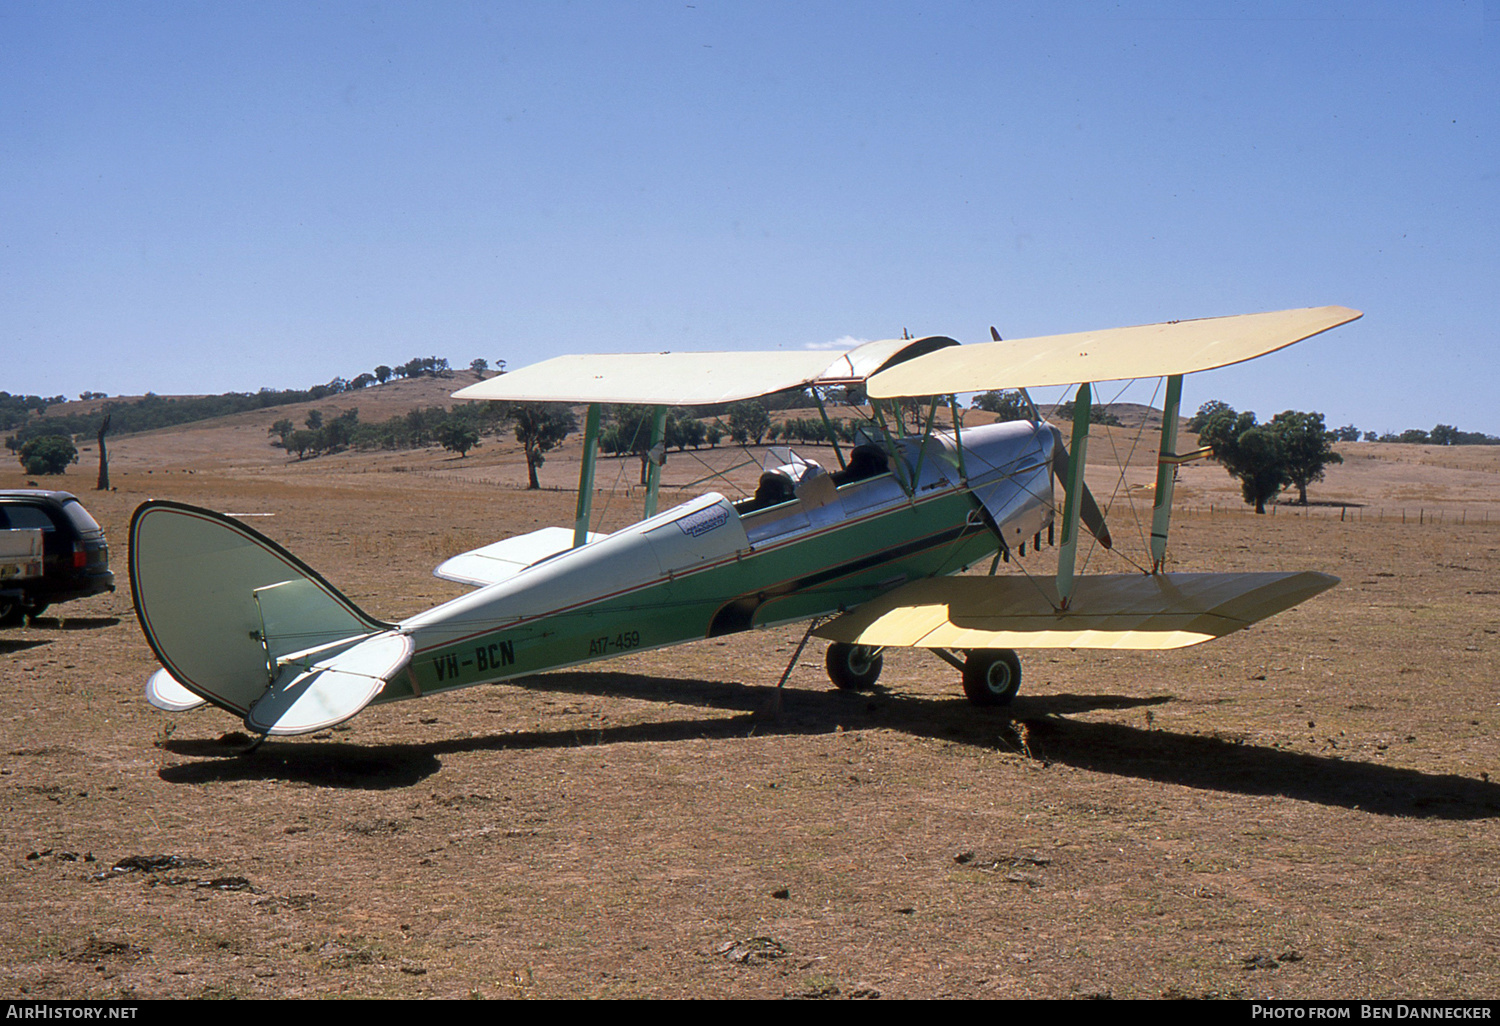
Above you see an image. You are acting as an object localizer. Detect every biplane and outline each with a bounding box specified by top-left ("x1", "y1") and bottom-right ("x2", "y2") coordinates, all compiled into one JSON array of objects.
[{"x1": 131, "y1": 306, "x2": 1360, "y2": 737}]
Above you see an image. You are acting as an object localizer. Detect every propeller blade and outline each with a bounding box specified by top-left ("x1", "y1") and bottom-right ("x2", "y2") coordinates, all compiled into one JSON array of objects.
[
  {"x1": 1078, "y1": 481, "x2": 1112, "y2": 550},
  {"x1": 987, "y1": 327, "x2": 1042, "y2": 421},
  {"x1": 1048, "y1": 427, "x2": 1112, "y2": 549}
]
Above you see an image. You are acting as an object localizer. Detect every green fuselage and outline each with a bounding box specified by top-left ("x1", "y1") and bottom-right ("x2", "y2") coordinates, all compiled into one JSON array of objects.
[{"x1": 385, "y1": 421, "x2": 1056, "y2": 703}]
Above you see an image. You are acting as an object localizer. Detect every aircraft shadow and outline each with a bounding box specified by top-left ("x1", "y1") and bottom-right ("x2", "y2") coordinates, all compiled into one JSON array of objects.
[
  {"x1": 506, "y1": 671, "x2": 1500, "y2": 820},
  {"x1": 0, "y1": 638, "x2": 50, "y2": 654},
  {"x1": 30, "y1": 616, "x2": 121, "y2": 630},
  {"x1": 1006, "y1": 708, "x2": 1499, "y2": 821},
  {"x1": 159, "y1": 738, "x2": 443, "y2": 790},
  {"x1": 159, "y1": 670, "x2": 1500, "y2": 818}
]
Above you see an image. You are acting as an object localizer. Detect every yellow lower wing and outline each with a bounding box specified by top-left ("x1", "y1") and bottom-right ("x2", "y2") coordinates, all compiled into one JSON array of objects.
[{"x1": 814, "y1": 572, "x2": 1338, "y2": 651}]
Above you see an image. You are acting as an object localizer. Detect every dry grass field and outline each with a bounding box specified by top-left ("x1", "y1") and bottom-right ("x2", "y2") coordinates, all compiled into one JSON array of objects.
[{"x1": 3, "y1": 381, "x2": 1499, "y2": 999}]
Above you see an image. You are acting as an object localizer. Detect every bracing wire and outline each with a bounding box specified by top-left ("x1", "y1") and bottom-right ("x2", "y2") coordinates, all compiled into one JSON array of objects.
[{"x1": 1077, "y1": 377, "x2": 1162, "y2": 578}]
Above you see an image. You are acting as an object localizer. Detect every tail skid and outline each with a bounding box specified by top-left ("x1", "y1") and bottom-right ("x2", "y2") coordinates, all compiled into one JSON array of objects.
[{"x1": 130, "y1": 501, "x2": 408, "y2": 735}]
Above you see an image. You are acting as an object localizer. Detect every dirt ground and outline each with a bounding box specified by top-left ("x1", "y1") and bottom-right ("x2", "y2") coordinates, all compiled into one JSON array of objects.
[{"x1": 3, "y1": 385, "x2": 1499, "y2": 999}]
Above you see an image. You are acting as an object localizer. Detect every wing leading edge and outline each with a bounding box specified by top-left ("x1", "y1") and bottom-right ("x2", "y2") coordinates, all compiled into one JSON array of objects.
[{"x1": 813, "y1": 572, "x2": 1339, "y2": 651}]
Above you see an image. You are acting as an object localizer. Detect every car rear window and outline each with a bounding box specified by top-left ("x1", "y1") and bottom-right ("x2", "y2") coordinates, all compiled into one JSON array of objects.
[
  {"x1": 2, "y1": 505, "x2": 57, "y2": 531},
  {"x1": 59, "y1": 500, "x2": 102, "y2": 534}
]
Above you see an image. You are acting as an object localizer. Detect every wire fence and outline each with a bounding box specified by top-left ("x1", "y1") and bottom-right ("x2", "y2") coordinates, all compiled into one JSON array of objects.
[
  {"x1": 415, "y1": 466, "x2": 1500, "y2": 529},
  {"x1": 1176, "y1": 504, "x2": 1496, "y2": 526}
]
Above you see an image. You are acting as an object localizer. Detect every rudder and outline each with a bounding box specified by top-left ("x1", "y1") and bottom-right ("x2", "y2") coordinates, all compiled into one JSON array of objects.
[{"x1": 130, "y1": 501, "x2": 393, "y2": 720}]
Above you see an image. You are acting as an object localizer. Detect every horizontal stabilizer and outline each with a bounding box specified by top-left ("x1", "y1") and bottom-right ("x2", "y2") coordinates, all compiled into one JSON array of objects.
[
  {"x1": 246, "y1": 631, "x2": 412, "y2": 735},
  {"x1": 434, "y1": 526, "x2": 606, "y2": 587},
  {"x1": 814, "y1": 572, "x2": 1338, "y2": 650},
  {"x1": 145, "y1": 668, "x2": 208, "y2": 712}
]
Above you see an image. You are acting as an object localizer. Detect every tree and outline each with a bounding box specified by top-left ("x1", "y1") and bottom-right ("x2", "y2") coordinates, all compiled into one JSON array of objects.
[
  {"x1": 469, "y1": 358, "x2": 488, "y2": 375},
  {"x1": 1196, "y1": 406, "x2": 1288, "y2": 514},
  {"x1": 728, "y1": 401, "x2": 770, "y2": 445},
  {"x1": 1187, "y1": 399, "x2": 1233, "y2": 433},
  {"x1": 678, "y1": 417, "x2": 706, "y2": 450},
  {"x1": 286, "y1": 430, "x2": 318, "y2": 459},
  {"x1": 610, "y1": 405, "x2": 661, "y2": 484},
  {"x1": 319, "y1": 409, "x2": 359, "y2": 453},
  {"x1": 18, "y1": 435, "x2": 78, "y2": 475},
  {"x1": 513, "y1": 403, "x2": 576, "y2": 489},
  {"x1": 1268, "y1": 410, "x2": 1342, "y2": 505},
  {"x1": 971, "y1": 390, "x2": 1030, "y2": 421},
  {"x1": 892, "y1": 395, "x2": 939, "y2": 434},
  {"x1": 374, "y1": 365, "x2": 392, "y2": 384},
  {"x1": 1054, "y1": 400, "x2": 1122, "y2": 426},
  {"x1": 437, "y1": 420, "x2": 480, "y2": 457},
  {"x1": 96, "y1": 415, "x2": 111, "y2": 491}
]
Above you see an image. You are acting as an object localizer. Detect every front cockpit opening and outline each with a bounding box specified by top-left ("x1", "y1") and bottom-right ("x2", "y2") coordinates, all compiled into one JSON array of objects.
[{"x1": 732, "y1": 442, "x2": 895, "y2": 519}]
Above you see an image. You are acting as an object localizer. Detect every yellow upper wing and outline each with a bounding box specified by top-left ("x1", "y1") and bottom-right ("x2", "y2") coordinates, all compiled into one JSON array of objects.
[
  {"x1": 866, "y1": 306, "x2": 1361, "y2": 398},
  {"x1": 453, "y1": 336, "x2": 959, "y2": 407}
]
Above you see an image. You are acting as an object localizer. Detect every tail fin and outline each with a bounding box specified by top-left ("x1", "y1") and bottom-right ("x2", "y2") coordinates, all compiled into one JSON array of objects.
[{"x1": 130, "y1": 501, "x2": 405, "y2": 734}]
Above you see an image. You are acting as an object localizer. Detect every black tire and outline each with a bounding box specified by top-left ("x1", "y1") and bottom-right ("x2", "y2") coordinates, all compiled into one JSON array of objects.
[
  {"x1": 0, "y1": 599, "x2": 25, "y2": 627},
  {"x1": 962, "y1": 649, "x2": 1021, "y2": 706},
  {"x1": 826, "y1": 642, "x2": 883, "y2": 691}
]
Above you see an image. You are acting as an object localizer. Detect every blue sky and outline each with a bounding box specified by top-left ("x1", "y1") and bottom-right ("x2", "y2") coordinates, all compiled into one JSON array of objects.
[{"x1": 4, "y1": 1, "x2": 1496, "y2": 435}]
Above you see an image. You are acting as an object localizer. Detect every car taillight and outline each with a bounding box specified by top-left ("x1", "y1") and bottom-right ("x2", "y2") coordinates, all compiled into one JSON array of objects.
[{"x1": 73, "y1": 543, "x2": 86, "y2": 569}]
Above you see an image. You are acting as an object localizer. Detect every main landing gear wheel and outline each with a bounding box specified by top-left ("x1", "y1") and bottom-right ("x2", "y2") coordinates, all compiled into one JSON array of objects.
[
  {"x1": 0, "y1": 599, "x2": 45, "y2": 626},
  {"x1": 962, "y1": 649, "x2": 1022, "y2": 707},
  {"x1": 826, "y1": 642, "x2": 884, "y2": 691}
]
